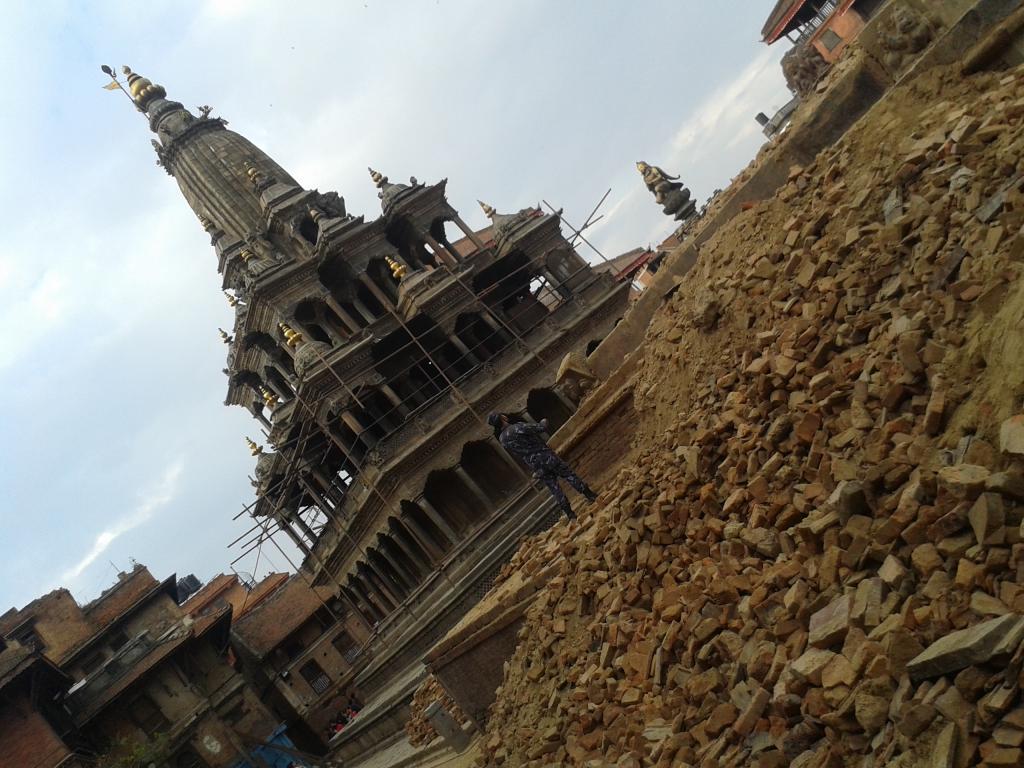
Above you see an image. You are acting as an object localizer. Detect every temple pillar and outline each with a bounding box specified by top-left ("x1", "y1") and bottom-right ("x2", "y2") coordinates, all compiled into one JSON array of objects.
[
  {"x1": 417, "y1": 497, "x2": 460, "y2": 545},
  {"x1": 453, "y1": 214, "x2": 486, "y2": 251},
  {"x1": 454, "y1": 465, "x2": 493, "y2": 510},
  {"x1": 339, "y1": 409, "x2": 368, "y2": 440},
  {"x1": 400, "y1": 512, "x2": 446, "y2": 562},
  {"x1": 359, "y1": 274, "x2": 395, "y2": 312},
  {"x1": 323, "y1": 295, "x2": 363, "y2": 334},
  {"x1": 380, "y1": 541, "x2": 420, "y2": 590},
  {"x1": 391, "y1": 521, "x2": 433, "y2": 572},
  {"x1": 341, "y1": 587, "x2": 373, "y2": 628},
  {"x1": 378, "y1": 383, "x2": 410, "y2": 417},
  {"x1": 292, "y1": 513, "x2": 317, "y2": 544},
  {"x1": 496, "y1": 444, "x2": 530, "y2": 480},
  {"x1": 351, "y1": 298, "x2": 377, "y2": 325},
  {"x1": 421, "y1": 231, "x2": 458, "y2": 268},
  {"x1": 447, "y1": 335, "x2": 481, "y2": 367},
  {"x1": 325, "y1": 427, "x2": 361, "y2": 469},
  {"x1": 299, "y1": 475, "x2": 337, "y2": 525},
  {"x1": 351, "y1": 577, "x2": 385, "y2": 622},
  {"x1": 278, "y1": 519, "x2": 311, "y2": 556},
  {"x1": 364, "y1": 561, "x2": 401, "y2": 607}
]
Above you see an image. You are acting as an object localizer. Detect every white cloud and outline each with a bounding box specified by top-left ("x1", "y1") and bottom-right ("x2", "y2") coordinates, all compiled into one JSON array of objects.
[
  {"x1": 670, "y1": 46, "x2": 780, "y2": 158},
  {"x1": 59, "y1": 458, "x2": 185, "y2": 585}
]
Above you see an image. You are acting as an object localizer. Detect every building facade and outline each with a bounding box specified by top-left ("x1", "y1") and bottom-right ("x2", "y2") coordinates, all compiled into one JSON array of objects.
[
  {"x1": 117, "y1": 67, "x2": 629, "y2": 757},
  {"x1": 0, "y1": 565, "x2": 297, "y2": 768}
]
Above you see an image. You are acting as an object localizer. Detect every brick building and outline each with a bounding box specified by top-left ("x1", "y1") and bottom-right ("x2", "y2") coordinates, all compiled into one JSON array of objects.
[
  {"x1": 762, "y1": 0, "x2": 886, "y2": 62},
  {"x1": 230, "y1": 575, "x2": 371, "y2": 752},
  {"x1": 114, "y1": 65, "x2": 629, "y2": 759},
  {"x1": 0, "y1": 566, "x2": 303, "y2": 767}
]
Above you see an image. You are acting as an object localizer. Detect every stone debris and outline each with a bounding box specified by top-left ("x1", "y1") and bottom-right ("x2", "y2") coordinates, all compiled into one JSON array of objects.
[
  {"x1": 463, "y1": 59, "x2": 1024, "y2": 768},
  {"x1": 405, "y1": 674, "x2": 469, "y2": 748}
]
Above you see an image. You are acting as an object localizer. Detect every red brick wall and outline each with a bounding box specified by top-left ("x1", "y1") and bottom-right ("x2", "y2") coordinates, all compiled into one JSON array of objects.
[
  {"x1": 812, "y1": 8, "x2": 867, "y2": 63},
  {"x1": 0, "y1": 697, "x2": 71, "y2": 768},
  {"x1": 84, "y1": 567, "x2": 161, "y2": 629},
  {"x1": 0, "y1": 591, "x2": 94, "y2": 663}
]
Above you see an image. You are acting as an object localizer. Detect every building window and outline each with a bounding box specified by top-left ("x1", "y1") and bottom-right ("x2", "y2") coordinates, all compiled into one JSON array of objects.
[
  {"x1": 299, "y1": 660, "x2": 331, "y2": 695},
  {"x1": 129, "y1": 694, "x2": 170, "y2": 736},
  {"x1": 332, "y1": 630, "x2": 361, "y2": 664},
  {"x1": 108, "y1": 627, "x2": 130, "y2": 650},
  {"x1": 820, "y1": 29, "x2": 842, "y2": 51},
  {"x1": 8, "y1": 621, "x2": 44, "y2": 652}
]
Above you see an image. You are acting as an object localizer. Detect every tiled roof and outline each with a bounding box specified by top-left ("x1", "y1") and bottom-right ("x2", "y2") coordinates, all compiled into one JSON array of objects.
[
  {"x1": 762, "y1": 0, "x2": 814, "y2": 42},
  {"x1": 449, "y1": 224, "x2": 494, "y2": 257},
  {"x1": 181, "y1": 573, "x2": 236, "y2": 615},
  {"x1": 593, "y1": 247, "x2": 655, "y2": 280}
]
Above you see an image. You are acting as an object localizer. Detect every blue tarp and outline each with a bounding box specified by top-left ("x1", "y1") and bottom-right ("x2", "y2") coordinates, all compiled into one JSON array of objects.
[{"x1": 231, "y1": 724, "x2": 309, "y2": 768}]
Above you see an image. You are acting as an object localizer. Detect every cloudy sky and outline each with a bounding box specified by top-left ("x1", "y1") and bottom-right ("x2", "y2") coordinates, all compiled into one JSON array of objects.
[{"x1": 0, "y1": 1, "x2": 791, "y2": 611}]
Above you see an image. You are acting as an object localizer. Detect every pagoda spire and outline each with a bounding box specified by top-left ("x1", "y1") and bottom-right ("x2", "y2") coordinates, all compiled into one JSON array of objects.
[{"x1": 113, "y1": 65, "x2": 302, "y2": 246}]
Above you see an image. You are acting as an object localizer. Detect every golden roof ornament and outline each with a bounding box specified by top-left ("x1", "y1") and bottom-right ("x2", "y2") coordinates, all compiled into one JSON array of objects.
[
  {"x1": 121, "y1": 66, "x2": 166, "y2": 109},
  {"x1": 478, "y1": 200, "x2": 496, "y2": 218},
  {"x1": 224, "y1": 291, "x2": 240, "y2": 307},
  {"x1": 239, "y1": 248, "x2": 254, "y2": 263},
  {"x1": 219, "y1": 328, "x2": 233, "y2": 344},
  {"x1": 368, "y1": 167, "x2": 387, "y2": 188},
  {"x1": 385, "y1": 256, "x2": 407, "y2": 281},
  {"x1": 260, "y1": 386, "x2": 279, "y2": 409},
  {"x1": 245, "y1": 436, "x2": 263, "y2": 456},
  {"x1": 279, "y1": 322, "x2": 304, "y2": 347}
]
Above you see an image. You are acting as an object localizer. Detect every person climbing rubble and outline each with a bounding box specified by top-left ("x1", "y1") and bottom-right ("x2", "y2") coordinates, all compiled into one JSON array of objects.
[{"x1": 488, "y1": 412, "x2": 597, "y2": 519}]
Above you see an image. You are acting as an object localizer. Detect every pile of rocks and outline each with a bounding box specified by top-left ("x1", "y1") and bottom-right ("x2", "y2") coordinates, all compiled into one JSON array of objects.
[
  {"x1": 405, "y1": 674, "x2": 469, "y2": 748},
  {"x1": 475, "y1": 60, "x2": 1024, "y2": 768}
]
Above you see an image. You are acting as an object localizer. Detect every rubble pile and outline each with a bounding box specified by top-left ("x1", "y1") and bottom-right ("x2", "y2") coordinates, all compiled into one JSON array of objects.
[
  {"x1": 476, "y1": 62, "x2": 1024, "y2": 768},
  {"x1": 406, "y1": 674, "x2": 469, "y2": 747}
]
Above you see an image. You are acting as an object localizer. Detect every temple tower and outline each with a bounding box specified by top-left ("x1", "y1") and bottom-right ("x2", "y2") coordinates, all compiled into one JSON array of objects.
[{"x1": 118, "y1": 66, "x2": 629, "y2": 753}]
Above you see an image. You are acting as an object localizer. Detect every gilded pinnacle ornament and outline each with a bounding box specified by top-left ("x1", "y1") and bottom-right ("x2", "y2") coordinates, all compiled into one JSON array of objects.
[
  {"x1": 386, "y1": 256, "x2": 407, "y2": 281},
  {"x1": 279, "y1": 322, "x2": 303, "y2": 347}
]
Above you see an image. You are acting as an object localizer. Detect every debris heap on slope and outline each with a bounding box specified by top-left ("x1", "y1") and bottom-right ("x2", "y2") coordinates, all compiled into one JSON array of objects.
[
  {"x1": 406, "y1": 674, "x2": 469, "y2": 748},
  {"x1": 475, "y1": 62, "x2": 1024, "y2": 768}
]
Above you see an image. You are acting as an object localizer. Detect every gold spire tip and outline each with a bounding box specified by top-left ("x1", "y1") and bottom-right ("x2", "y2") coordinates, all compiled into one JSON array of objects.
[
  {"x1": 368, "y1": 167, "x2": 386, "y2": 187},
  {"x1": 245, "y1": 436, "x2": 263, "y2": 456},
  {"x1": 478, "y1": 200, "x2": 496, "y2": 218}
]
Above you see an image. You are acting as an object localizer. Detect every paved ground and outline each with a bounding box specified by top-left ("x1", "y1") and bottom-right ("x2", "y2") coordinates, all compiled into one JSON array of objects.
[{"x1": 338, "y1": 734, "x2": 479, "y2": 768}]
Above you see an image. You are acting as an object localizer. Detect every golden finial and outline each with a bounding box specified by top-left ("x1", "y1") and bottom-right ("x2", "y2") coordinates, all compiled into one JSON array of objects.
[
  {"x1": 121, "y1": 66, "x2": 166, "y2": 109},
  {"x1": 368, "y1": 167, "x2": 387, "y2": 188},
  {"x1": 245, "y1": 436, "x2": 263, "y2": 456},
  {"x1": 219, "y1": 328, "x2": 233, "y2": 344},
  {"x1": 278, "y1": 322, "x2": 304, "y2": 347},
  {"x1": 478, "y1": 200, "x2": 496, "y2": 218},
  {"x1": 239, "y1": 248, "x2": 254, "y2": 263},
  {"x1": 385, "y1": 256, "x2": 407, "y2": 281},
  {"x1": 224, "y1": 291, "x2": 239, "y2": 307},
  {"x1": 245, "y1": 161, "x2": 271, "y2": 188},
  {"x1": 260, "y1": 386, "x2": 279, "y2": 409}
]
